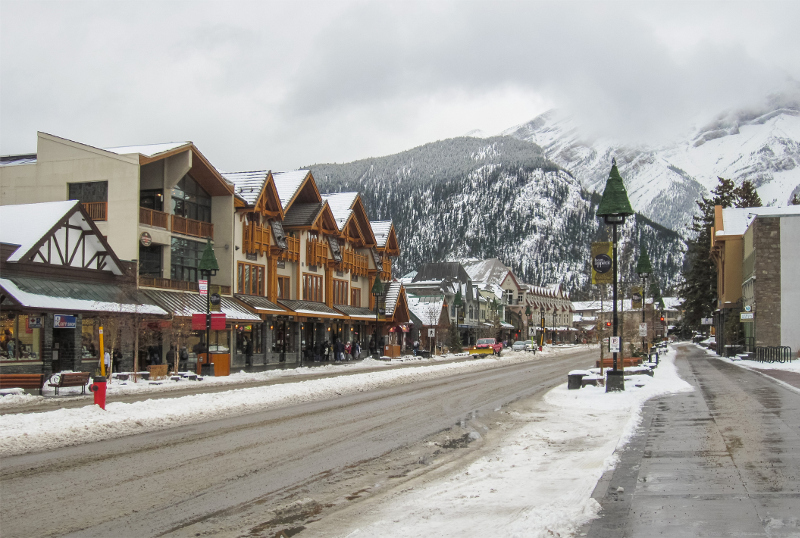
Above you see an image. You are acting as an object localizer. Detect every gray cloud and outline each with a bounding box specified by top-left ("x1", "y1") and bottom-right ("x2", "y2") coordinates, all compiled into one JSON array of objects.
[{"x1": 2, "y1": 0, "x2": 798, "y2": 171}]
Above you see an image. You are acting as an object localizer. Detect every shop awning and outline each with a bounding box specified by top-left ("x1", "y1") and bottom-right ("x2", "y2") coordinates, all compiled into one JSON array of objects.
[
  {"x1": 234, "y1": 294, "x2": 287, "y2": 315},
  {"x1": 0, "y1": 276, "x2": 167, "y2": 315},
  {"x1": 144, "y1": 289, "x2": 260, "y2": 321},
  {"x1": 334, "y1": 305, "x2": 379, "y2": 321},
  {"x1": 278, "y1": 299, "x2": 345, "y2": 319}
]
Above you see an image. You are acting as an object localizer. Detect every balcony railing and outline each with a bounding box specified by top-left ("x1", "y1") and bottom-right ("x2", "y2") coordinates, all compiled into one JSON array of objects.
[
  {"x1": 139, "y1": 207, "x2": 169, "y2": 229},
  {"x1": 243, "y1": 222, "x2": 270, "y2": 256},
  {"x1": 82, "y1": 202, "x2": 107, "y2": 221},
  {"x1": 307, "y1": 239, "x2": 327, "y2": 267},
  {"x1": 139, "y1": 276, "x2": 231, "y2": 295},
  {"x1": 280, "y1": 236, "x2": 300, "y2": 262},
  {"x1": 342, "y1": 249, "x2": 369, "y2": 276},
  {"x1": 172, "y1": 214, "x2": 214, "y2": 239}
]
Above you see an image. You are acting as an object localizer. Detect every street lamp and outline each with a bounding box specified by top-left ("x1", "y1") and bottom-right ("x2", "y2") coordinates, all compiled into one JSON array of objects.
[
  {"x1": 453, "y1": 287, "x2": 463, "y2": 349},
  {"x1": 552, "y1": 310, "x2": 557, "y2": 344},
  {"x1": 371, "y1": 276, "x2": 384, "y2": 358},
  {"x1": 636, "y1": 245, "x2": 653, "y2": 356},
  {"x1": 198, "y1": 238, "x2": 219, "y2": 376},
  {"x1": 596, "y1": 158, "x2": 634, "y2": 392}
]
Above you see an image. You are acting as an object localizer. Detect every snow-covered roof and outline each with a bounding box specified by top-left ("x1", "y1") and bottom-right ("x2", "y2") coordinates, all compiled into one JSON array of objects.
[
  {"x1": 272, "y1": 170, "x2": 310, "y2": 210},
  {"x1": 103, "y1": 142, "x2": 191, "y2": 158},
  {"x1": 407, "y1": 295, "x2": 445, "y2": 325},
  {"x1": 0, "y1": 200, "x2": 79, "y2": 261},
  {"x1": 0, "y1": 154, "x2": 37, "y2": 167},
  {"x1": 462, "y1": 258, "x2": 510, "y2": 285},
  {"x1": 371, "y1": 221, "x2": 392, "y2": 248},
  {"x1": 321, "y1": 192, "x2": 358, "y2": 228},
  {"x1": 384, "y1": 281, "x2": 403, "y2": 317},
  {"x1": 719, "y1": 206, "x2": 800, "y2": 237},
  {"x1": 222, "y1": 170, "x2": 269, "y2": 205}
]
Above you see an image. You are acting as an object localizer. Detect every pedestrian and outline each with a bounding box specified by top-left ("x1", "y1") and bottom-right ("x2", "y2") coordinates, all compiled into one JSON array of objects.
[
  {"x1": 179, "y1": 346, "x2": 189, "y2": 371},
  {"x1": 353, "y1": 341, "x2": 361, "y2": 360},
  {"x1": 314, "y1": 340, "x2": 322, "y2": 362},
  {"x1": 336, "y1": 339, "x2": 345, "y2": 362},
  {"x1": 245, "y1": 337, "x2": 253, "y2": 368},
  {"x1": 104, "y1": 348, "x2": 111, "y2": 374},
  {"x1": 324, "y1": 341, "x2": 331, "y2": 361},
  {"x1": 345, "y1": 341, "x2": 352, "y2": 361},
  {"x1": 166, "y1": 344, "x2": 176, "y2": 372},
  {"x1": 413, "y1": 340, "x2": 419, "y2": 356}
]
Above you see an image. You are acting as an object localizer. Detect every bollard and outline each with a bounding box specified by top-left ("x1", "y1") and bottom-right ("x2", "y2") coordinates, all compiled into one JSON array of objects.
[{"x1": 89, "y1": 376, "x2": 107, "y2": 410}]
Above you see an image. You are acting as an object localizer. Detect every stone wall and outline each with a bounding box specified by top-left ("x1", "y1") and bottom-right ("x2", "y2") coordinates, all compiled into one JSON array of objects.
[{"x1": 753, "y1": 219, "x2": 781, "y2": 346}]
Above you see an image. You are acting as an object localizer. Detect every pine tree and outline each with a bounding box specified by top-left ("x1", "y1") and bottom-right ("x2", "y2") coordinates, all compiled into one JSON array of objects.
[
  {"x1": 734, "y1": 180, "x2": 762, "y2": 208},
  {"x1": 448, "y1": 321, "x2": 462, "y2": 353}
]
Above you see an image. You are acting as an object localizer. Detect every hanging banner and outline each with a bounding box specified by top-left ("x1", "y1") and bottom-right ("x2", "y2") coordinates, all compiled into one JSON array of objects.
[
  {"x1": 591, "y1": 242, "x2": 613, "y2": 285},
  {"x1": 632, "y1": 286, "x2": 643, "y2": 309}
]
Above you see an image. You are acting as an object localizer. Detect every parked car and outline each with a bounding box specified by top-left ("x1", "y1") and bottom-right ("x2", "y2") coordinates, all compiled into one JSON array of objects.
[{"x1": 511, "y1": 340, "x2": 532, "y2": 352}]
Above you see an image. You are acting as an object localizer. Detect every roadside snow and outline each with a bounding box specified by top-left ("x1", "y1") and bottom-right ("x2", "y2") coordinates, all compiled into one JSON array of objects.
[
  {"x1": 338, "y1": 346, "x2": 692, "y2": 538},
  {"x1": 0, "y1": 347, "x2": 569, "y2": 456}
]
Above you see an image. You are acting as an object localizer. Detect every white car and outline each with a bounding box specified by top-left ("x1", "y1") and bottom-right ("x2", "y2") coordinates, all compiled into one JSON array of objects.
[{"x1": 511, "y1": 340, "x2": 534, "y2": 352}]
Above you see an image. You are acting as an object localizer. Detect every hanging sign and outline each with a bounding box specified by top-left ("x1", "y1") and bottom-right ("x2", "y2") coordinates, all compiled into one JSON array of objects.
[
  {"x1": 632, "y1": 286, "x2": 643, "y2": 309},
  {"x1": 609, "y1": 336, "x2": 621, "y2": 353},
  {"x1": 54, "y1": 315, "x2": 77, "y2": 329},
  {"x1": 140, "y1": 232, "x2": 152, "y2": 247},
  {"x1": 591, "y1": 242, "x2": 613, "y2": 285}
]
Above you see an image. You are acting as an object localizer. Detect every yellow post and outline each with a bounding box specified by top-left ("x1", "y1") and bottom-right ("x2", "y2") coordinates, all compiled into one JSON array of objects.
[{"x1": 99, "y1": 326, "x2": 105, "y2": 377}]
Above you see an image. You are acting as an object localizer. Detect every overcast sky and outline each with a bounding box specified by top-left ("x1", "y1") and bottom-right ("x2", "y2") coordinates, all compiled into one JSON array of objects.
[{"x1": 2, "y1": 1, "x2": 798, "y2": 172}]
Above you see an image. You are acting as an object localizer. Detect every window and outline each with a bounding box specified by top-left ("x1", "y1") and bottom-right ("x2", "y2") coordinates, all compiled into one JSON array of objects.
[
  {"x1": 505, "y1": 290, "x2": 514, "y2": 304},
  {"x1": 303, "y1": 274, "x2": 323, "y2": 302},
  {"x1": 1, "y1": 314, "x2": 41, "y2": 361},
  {"x1": 171, "y1": 237, "x2": 204, "y2": 282},
  {"x1": 237, "y1": 262, "x2": 265, "y2": 296},
  {"x1": 277, "y1": 276, "x2": 291, "y2": 300},
  {"x1": 140, "y1": 189, "x2": 164, "y2": 211},
  {"x1": 469, "y1": 306, "x2": 474, "y2": 320},
  {"x1": 517, "y1": 293, "x2": 523, "y2": 305},
  {"x1": 172, "y1": 174, "x2": 211, "y2": 223},
  {"x1": 351, "y1": 288, "x2": 362, "y2": 307},
  {"x1": 236, "y1": 324, "x2": 262, "y2": 355},
  {"x1": 333, "y1": 279, "x2": 349, "y2": 305},
  {"x1": 68, "y1": 181, "x2": 107, "y2": 203},
  {"x1": 139, "y1": 244, "x2": 162, "y2": 278}
]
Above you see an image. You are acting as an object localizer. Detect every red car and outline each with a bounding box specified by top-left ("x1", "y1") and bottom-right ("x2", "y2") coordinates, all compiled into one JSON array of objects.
[{"x1": 472, "y1": 338, "x2": 503, "y2": 356}]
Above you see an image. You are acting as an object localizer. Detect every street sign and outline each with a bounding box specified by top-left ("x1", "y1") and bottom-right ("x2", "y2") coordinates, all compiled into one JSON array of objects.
[
  {"x1": 609, "y1": 336, "x2": 620, "y2": 353},
  {"x1": 639, "y1": 323, "x2": 647, "y2": 337},
  {"x1": 199, "y1": 279, "x2": 208, "y2": 295},
  {"x1": 428, "y1": 328, "x2": 435, "y2": 337},
  {"x1": 701, "y1": 317, "x2": 713, "y2": 325},
  {"x1": 740, "y1": 312, "x2": 754, "y2": 321}
]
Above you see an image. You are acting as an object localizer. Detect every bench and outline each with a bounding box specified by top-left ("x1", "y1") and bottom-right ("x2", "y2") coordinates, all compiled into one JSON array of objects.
[
  {"x1": 595, "y1": 358, "x2": 641, "y2": 369},
  {"x1": 0, "y1": 373, "x2": 46, "y2": 395},
  {"x1": 48, "y1": 372, "x2": 91, "y2": 395}
]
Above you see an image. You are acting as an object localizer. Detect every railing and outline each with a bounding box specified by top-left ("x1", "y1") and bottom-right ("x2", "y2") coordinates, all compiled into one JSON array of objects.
[
  {"x1": 139, "y1": 276, "x2": 231, "y2": 295},
  {"x1": 280, "y1": 236, "x2": 300, "y2": 262},
  {"x1": 243, "y1": 222, "x2": 270, "y2": 256},
  {"x1": 82, "y1": 202, "x2": 107, "y2": 221},
  {"x1": 342, "y1": 249, "x2": 355, "y2": 272},
  {"x1": 172, "y1": 214, "x2": 214, "y2": 239},
  {"x1": 139, "y1": 207, "x2": 169, "y2": 229},
  {"x1": 307, "y1": 239, "x2": 327, "y2": 267},
  {"x1": 755, "y1": 346, "x2": 794, "y2": 363},
  {"x1": 354, "y1": 252, "x2": 369, "y2": 276}
]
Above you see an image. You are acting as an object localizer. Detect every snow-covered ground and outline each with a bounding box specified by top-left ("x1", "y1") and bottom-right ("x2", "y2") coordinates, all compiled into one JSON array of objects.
[
  {"x1": 336, "y1": 346, "x2": 692, "y2": 537},
  {"x1": 1, "y1": 345, "x2": 693, "y2": 537},
  {"x1": 702, "y1": 345, "x2": 800, "y2": 393}
]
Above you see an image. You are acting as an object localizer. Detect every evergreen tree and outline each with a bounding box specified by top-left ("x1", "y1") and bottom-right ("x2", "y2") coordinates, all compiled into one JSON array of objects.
[
  {"x1": 734, "y1": 180, "x2": 762, "y2": 208},
  {"x1": 448, "y1": 321, "x2": 463, "y2": 353}
]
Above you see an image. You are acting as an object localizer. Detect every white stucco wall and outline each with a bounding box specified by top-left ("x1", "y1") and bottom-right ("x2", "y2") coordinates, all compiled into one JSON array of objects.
[{"x1": 780, "y1": 216, "x2": 800, "y2": 351}]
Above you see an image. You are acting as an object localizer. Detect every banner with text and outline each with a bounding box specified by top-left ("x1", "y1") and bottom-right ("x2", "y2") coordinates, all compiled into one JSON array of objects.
[{"x1": 591, "y1": 242, "x2": 613, "y2": 285}]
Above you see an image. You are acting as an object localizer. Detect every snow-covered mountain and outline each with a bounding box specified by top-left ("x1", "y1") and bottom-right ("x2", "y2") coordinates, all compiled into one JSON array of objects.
[
  {"x1": 502, "y1": 91, "x2": 800, "y2": 233},
  {"x1": 309, "y1": 137, "x2": 684, "y2": 299}
]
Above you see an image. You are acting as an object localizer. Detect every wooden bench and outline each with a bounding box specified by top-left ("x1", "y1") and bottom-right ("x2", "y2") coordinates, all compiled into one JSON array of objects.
[
  {"x1": 48, "y1": 372, "x2": 91, "y2": 395},
  {"x1": 0, "y1": 374, "x2": 46, "y2": 395},
  {"x1": 595, "y1": 358, "x2": 641, "y2": 369}
]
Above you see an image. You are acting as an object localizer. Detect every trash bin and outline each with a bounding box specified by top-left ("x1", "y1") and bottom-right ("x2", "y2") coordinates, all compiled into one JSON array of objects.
[
  {"x1": 201, "y1": 363, "x2": 215, "y2": 376},
  {"x1": 567, "y1": 371, "x2": 587, "y2": 390}
]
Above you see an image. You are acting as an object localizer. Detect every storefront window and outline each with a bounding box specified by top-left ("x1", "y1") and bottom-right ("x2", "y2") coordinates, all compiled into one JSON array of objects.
[
  {"x1": 187, "y1": 329, "x2": 230, "y2": 356},
  {"x1": 1, "y1": 314, "x2": 41, "y2": 361},
  {"x1": 272, "y1": 321, "x2": 293, "y2": 353},
  {"x1": 236, "y1": 324, "x2": 263, "y2": 355},
  {"x1": 81, "y1": 318, "x2": 99, "y2": 359}
]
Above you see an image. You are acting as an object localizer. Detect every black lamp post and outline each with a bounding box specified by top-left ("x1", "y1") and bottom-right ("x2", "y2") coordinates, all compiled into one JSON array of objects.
[
  {"x1": 596, "y1": 158, "x2": 634, "y2": 392},
  {"x1": 372, "y1": 276, "x2": 384, "y2": 358},
  {"x1": 198, "y1": 239, "x2": 219, "y2": 376},
  {"x1": 552, "y1": 310, "x2": 557, "y2": 344},
  {"x1": 453, "y1": 288, "x2": 463, "y2": 348},
  {"x1": 540, "y1": 308, "x2": 546, "y2": 349},
  {"x1": 636, "y1": 245, "x2": 653, "y2": 356}
]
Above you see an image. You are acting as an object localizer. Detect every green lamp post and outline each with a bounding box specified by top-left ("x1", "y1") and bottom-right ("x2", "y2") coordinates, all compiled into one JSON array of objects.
[
  {"x1": 636, "y1": 245, "x2": 653, "y2": 355},
  {"x1": 596, "y1": 159, "x2": 634, "y2": 392},
  {"x1": 198, "y1": 238, "x2": 219, "y2": 375}
]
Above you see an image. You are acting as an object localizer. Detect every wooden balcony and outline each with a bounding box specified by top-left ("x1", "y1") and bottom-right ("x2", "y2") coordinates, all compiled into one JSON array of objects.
[
  {"x1": 243, "y1": 222, "x2": 270, "y2": 256},
  {"x1": 354, "y1": 252, "x2": 369, "y2": 276},
  {"x1": 139, "y1": 276, "x2": 231, "y2": 295},
  {"x1": 139, "y1": 207, "x2": 169, "y2": 229},
  {"x1": 341, "y1": 249, "x2": 369, "y2": 276},
  {"x1": 280, "y1": 236, "x2": 300, "y2": 262},
  {"x1": 172, "y1": 214, "x2": 213, "y2": 239},
  {"x1": 306, "y1": 239, "x2": 327, "y2": 267},
  {"x1": 381, "y1": 258, "x2": 392, "y2": 281},
  {"x1": 82, "y1": 202, "x2": 107, "y2": 221}
]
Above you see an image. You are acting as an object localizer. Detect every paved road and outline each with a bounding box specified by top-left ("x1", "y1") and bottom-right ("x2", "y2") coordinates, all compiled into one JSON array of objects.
[
  {"x1": 587, "y1": 343, "x2": 800, "y2": 537},
  {"x1": 0, "y1": 349, "x2": 593, "y2": 537}
]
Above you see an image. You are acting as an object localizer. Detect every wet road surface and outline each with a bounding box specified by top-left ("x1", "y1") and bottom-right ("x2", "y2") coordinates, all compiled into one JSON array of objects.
[
  {"x1": 0, "y1": 350, "x2": 593, "y2": 537},
  {"x1": 587, "y1": 344, "x2": 800, "y2": 537}
]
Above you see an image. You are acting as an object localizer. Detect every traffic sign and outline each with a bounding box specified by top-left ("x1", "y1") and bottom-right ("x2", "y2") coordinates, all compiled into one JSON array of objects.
[
  {"x1": 609, "y1": 336, "x2": 620, "y2": 353},
  {"x1": 639, "y1": 323, "x2": 647, "y2": 337}
]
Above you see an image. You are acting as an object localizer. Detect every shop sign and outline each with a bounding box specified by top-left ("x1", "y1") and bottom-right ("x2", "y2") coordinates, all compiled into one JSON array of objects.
[
  {"x1": 27, "y1": 316, "x2": 43, "y2": 329},
  {"x1": 54, "y1": 315, "x2": 77, "y2": 329},
  {"x1": 140, "y1": 232, "x2": 152, "y2": 247}
]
